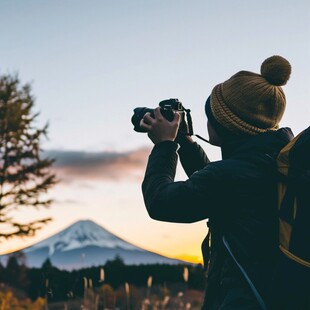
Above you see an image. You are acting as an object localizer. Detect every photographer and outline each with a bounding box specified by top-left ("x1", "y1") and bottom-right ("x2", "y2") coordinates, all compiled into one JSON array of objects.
[{"x1": 139, "y1": 56, "x2": 293, "y2": 309}]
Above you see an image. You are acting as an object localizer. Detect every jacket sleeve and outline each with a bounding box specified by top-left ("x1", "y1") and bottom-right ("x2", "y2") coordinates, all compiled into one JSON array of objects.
[
  {"x1": 142, "y1": 141, "x2": 222, "y2": 223},
  {"x1": 177, "y1": 141, "x2": 210, "y2": 177}
]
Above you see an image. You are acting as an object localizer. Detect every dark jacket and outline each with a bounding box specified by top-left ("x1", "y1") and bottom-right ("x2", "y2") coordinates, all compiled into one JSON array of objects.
[{"x1": 142, "y1": 128, "x2": 293, "y2": 309}]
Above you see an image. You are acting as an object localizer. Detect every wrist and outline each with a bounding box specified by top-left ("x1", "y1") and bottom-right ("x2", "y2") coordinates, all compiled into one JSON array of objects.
[
  {"x1": 154, "y1": 137, "x2": 175, "y2": 144},
  {"x1": 153, "y1": 140, "x2": 179, "y2": 150},
  {"x1": 175, "y1": 134, "x2": 194, "y2": 146}
]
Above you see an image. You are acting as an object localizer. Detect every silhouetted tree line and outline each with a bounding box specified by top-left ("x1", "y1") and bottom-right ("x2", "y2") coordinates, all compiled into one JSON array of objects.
[{"x1": 0, "y1": 254, "x2": 205, "y2": 302}]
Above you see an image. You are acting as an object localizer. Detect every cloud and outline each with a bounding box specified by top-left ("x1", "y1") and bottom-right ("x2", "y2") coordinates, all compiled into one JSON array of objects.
[{"x1": 44, "y1": 148, "x2": 151, "y2": 182}]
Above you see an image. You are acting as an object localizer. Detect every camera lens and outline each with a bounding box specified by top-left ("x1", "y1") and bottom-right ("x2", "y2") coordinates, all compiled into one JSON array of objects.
[{"x1": 131, "y1": 107, "x2": 154, "y2": 132}]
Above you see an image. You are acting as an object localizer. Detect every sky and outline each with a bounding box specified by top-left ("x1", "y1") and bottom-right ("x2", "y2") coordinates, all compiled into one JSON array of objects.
[{"x1": 0, "y1": 0, "x2": 309, "y2": 264}]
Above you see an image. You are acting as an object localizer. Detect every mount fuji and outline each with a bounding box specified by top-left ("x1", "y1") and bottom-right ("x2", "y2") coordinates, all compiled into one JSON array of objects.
[{"x1": 0, "y1": 220, "x2": 185, "y2": 270}]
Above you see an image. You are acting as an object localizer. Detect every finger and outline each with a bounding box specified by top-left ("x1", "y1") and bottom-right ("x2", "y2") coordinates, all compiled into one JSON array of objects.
[
  {"x1": 173, "y1": 112, "x2": 181, "y2": 126},
  {"x1": 154, "y1": 107, "x2": 164, "y2": 120},
  {"x1": 143, "y1": 112, "x2": 155, "y2": 125},
  {"x1": 140, "y1": 118, "x2": 152, "y2": 131}
]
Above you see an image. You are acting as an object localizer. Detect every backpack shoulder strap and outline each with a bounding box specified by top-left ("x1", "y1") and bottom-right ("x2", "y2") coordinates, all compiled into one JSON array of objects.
[
  {"x1": 277, "y1": 130, "x2": 304, "y2": 176},
  {"x1": 222, "y1": 236, "x2": 267, "y2": 310},
  {"x1": 277, "y1": 128, "x2": 310, "y2": 268}
]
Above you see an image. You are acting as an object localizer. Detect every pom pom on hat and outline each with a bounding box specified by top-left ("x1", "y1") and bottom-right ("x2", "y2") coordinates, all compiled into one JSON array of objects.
[{"x1": 260, "y1": 55, "x2": 291, "y2": 86}]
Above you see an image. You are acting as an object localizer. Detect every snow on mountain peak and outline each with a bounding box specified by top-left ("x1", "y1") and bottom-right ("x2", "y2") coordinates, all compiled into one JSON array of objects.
[{"x1": 25, "y1": 220, "x2": 141, "y2": 255}]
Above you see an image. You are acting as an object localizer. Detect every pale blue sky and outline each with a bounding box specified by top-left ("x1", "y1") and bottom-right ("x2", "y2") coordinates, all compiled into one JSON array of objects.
[
  {"x1": 0, "y1": 0, "x2": 309, "y2": 260},
  {"x1": 1, "y1": 0, "x2": 309, "y2": 152}
]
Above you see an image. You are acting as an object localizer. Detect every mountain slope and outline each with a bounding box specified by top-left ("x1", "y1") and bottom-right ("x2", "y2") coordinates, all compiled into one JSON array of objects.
[
  {"x1": 0, "y1": 220, "x2": 185, "y2": 270},
  {"x1": 24, "y1": 220, "x2": 140, "y2": 255}
]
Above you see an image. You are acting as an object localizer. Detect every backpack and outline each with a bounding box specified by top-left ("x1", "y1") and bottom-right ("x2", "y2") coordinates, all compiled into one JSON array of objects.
[
  {"x1": 277, "y1": 126, "x2": 310, "y2": 267},
  {"x1": 271, "y1": 127, "x2": 310, "y2": 309},
  {"x1": 223, "y1": 128, "x2": 310, "y2": 310}
]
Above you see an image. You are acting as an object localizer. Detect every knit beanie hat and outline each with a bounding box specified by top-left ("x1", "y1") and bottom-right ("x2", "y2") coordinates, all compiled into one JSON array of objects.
[{"x1": 205, "y1": 55, "x2": 291, "y2": 136}]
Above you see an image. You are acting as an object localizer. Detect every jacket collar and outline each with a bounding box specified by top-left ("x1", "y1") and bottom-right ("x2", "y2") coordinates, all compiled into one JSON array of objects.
[{"x1": 221, "y1": 128, "x2": 294, "y2": 160}]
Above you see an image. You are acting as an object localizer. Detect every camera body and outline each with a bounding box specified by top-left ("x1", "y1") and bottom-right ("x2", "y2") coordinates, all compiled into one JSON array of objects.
[{"x1": 131, "y1": 99, "x2": 184, "y2": 133}]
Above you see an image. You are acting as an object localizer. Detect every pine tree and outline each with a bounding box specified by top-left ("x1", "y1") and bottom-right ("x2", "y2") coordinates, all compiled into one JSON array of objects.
[
  {"x1": 41, "y1": 258, "x2": 53, "y2": 270},
  {"x1": 5, "y1": 255, "x2": 20, "y2": 286},
  {"x1": 5, "y1": 252, "x2": 29, "y2": 291},
  {"x1": 0, "y1": 73, "x2": 57, "y2": 239}
]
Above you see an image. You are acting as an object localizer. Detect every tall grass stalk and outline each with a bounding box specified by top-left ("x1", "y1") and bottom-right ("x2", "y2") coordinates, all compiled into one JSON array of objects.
[
  {"x1": 125, "y1": 282, "x2": 130, "y2": 310},
  {"x1": 83, "y1": 277, "x2": 88, "y2": 307},
  {"x1": 147, "y1": 275, "x2": 152, "y2": 300},
  {"x1": 45, "y1": 279, "x2": 49, "y2": 310},
  {"x1": 100, "y1": 268, "x2": 105, "y2": 282}
]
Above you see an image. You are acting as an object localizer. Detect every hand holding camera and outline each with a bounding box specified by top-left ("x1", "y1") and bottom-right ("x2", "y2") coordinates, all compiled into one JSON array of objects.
[
  {"x1": 139, "y1": 107, "x2": 181, "y2": 144},
  {"x1": 132, "y1": 98, "x2": 201, "y2": 144},
  {"x1": 131, "y1": 98, "x2": 210, "y2": 144}
]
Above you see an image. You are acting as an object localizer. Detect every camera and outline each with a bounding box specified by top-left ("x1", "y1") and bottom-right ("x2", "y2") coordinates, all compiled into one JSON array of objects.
[
  {"x1": 132, "y1": 98, "x2": 211, "y2": 144},
  {"x1": 131, "y1": 98, "x2": 190, "y2": 133}
]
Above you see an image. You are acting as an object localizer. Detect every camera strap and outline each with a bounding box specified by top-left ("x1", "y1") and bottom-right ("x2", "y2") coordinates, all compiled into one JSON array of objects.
[
  {"x1": 194, "y1": 134, "x2": 211, "y2": 144},
  {"x1": 184, "y1": 108, "x2": 211, "y2": 144}
]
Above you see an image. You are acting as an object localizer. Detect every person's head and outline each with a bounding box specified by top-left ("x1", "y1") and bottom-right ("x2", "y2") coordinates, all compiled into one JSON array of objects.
[
  {"x1": 205, "y1": 55, "x2": 291, "y2": 146},
  {"x1": 207, "y1": 120, "x2": 223, "y2": 146}
]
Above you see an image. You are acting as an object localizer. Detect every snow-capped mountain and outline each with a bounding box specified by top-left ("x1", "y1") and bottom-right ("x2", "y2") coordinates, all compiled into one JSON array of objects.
[
  {"x1": 0, "y1": 220, "x2": 185, "y2": 270},
  {"x1": 25, "y1": 220, "x2": 139, "y2": 256}
]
